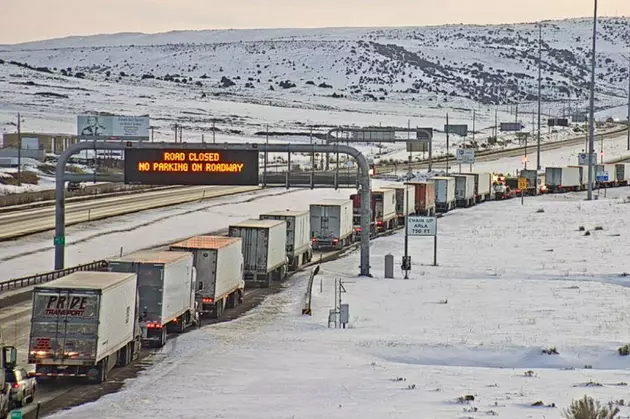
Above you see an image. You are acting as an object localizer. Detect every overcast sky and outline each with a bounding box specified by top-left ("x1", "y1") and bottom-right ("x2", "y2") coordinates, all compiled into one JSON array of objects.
[{"x1": 1, "y1": 0, "x2": 629, "y2": 44}]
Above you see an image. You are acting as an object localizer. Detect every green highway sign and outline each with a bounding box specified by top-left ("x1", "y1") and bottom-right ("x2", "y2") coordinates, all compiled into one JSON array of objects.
[
  {"x1": 11, "y1": 411, "x2": 22, "y2": 419},
  {"x1": 54, "y1": 236, "x2": 65, "y2": 246}
]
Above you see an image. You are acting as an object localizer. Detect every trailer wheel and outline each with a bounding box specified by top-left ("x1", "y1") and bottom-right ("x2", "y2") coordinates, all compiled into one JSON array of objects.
[
  {"x1": 290, "y1": 256, "x2": 299, "y2": 271},
  {"x1": 117, "y1": 345, "x2": 128, "y2": 367},
  {"x1": 157, "y1": 328, "x2": 167, "y2": 347},
  {"x1": 226, "y1": 292, "x2": 238, "y2": 309}
]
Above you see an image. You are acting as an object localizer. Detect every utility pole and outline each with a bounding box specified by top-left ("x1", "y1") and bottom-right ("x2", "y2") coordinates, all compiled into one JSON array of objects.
[
  {"x1": 179, "y1": 126, "x2": 183, "y2": 143},
  {"x1": 150, "y1": 126, "x2": 154, "y2": 143},
  {"x1": 623, "y1": 54, "x2": 630, "y2": 151},
  {"x1": 403, "y1": 183, "x2": 409, "y2": 279},
  {"x1": 445, "y1": 113, "x2": 450, "y2": 174},
  {"x1": 472, "y1": 109, "x2": 476, "y2": 143},
  {"x1": 587, "y1": 0, "x2": 598, "y2": 201},
  {"x1": 174, "y1": 123, "x2": 178, "y2": 143},
  {"x1": 16, "y1": 113, "x2": 22, "y2": 186},
  {"x1": 212, "y1": 120, "x2": 216, "y2": 144},
  {"x1": 537, "y1": 22, "x2": 543, "y2": 171},
  {"x1": 515, "y1": 80, "x2": 519, "y2": 139}
]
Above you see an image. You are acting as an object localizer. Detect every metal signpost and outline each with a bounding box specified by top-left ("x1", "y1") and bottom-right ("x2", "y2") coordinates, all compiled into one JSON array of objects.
[
  {"x1": 406, "y1": 215, "x2": 438, "y2": 267},
  {"x1": 597, "y1": 170, "x2": 609, "y2": 197},
  {"x1": 518, "y1": 177, "x2": 527, "y2": 205},
  {"x1": 456, "y1": 148, "x2": 475, "y2": 173},
  {"x1": 578, "y1": 152, "x2": 597, "y2": 166}
]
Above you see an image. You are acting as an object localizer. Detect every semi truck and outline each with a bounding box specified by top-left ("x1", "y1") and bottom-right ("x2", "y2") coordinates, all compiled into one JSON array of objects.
[
  {"x1": 467, "y1": 173, "x2": 492, "y2": 202},
  {"x1": 169, "y1": 236, "x2": 245, "y2": 320},
  {"x1": 229, "y1": 219, "x2": 288, "y2": 288},
  {"x1": 28, "y1": 272, "x2": 141, "y2": 383},
  {"x1": 406, "y1": 181, "x2": 436, "y2": 216},
  {"x1": 260, "y1": 210, "x2": 312, "y2": 271},
  {"x1": 595, "y1": 164, "x2": 618, "y2": 187},
  {"x1": 546, "y1": 167, "x2": 581, "y2": 192},
  {"x1": 350, "y1": 193, "x2": 375, "y2": 237},
  {"x1": 310, "y1": 199, "x2": 354, "y2": 249},
  {"x1": 381, "y1": 183, "x2": 415, "y2": 223},
  {"x1": 517, "y1": 169, "x2": 539, "y2": 196},
  {"x1": 108, "y1": 251, "x2": 198, "y2": 348},
  {"x1": 453, "y1": 174, "x2": 476, "y2": 208},
  {"x1": 430, "y1": 177, "x2": 456, "y2": 213},
  {"x1": 616, "y1": 163, "x2": 630, "y2": 186},
  {"x1": 372, "y1": 188, "x2": 397, "y2": 232}
]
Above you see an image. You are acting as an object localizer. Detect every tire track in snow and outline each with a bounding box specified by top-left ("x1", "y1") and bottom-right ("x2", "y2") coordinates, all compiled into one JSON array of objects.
[{"x1": 0, "y1": 188, "x2": 299, "y2": 264}]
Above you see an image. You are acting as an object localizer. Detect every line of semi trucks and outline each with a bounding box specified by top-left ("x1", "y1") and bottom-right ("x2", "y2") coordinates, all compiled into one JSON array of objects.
[{"x1": 22, "y1": 163, "x2": 630, "y2": 388}]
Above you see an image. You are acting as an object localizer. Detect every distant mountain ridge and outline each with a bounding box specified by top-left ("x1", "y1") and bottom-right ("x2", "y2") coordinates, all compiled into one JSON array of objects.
[{"x1": 1, "y1": 17, "x2": 628, "y2": 106}]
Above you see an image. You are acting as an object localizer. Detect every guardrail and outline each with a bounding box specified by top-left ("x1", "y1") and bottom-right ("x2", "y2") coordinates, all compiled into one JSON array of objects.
[
  {"x1": 302, "y1": 265, "x2": 320, "y2": 315},
  {"x1": 0, "y1": 260, "x2": 108, "y2": 292}
]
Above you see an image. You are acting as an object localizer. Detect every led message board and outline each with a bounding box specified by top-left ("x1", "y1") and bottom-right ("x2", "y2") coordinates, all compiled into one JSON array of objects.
[{"x1": 124, "y1": 149, "x2": 259, "y2": 185}]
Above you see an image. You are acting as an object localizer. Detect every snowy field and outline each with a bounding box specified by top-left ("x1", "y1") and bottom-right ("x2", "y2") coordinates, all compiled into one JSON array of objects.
[{"x1": 46, "y1": 183, "x2": 630, "y2": 419}]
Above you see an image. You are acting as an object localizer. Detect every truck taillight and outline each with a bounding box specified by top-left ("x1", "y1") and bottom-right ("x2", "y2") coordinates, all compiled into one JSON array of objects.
[
  {"x1": 202, "y1": 297, "x2": 214, "y2": 304},
  {"x1": 12, "y1": 383, "x2": 19, "y2": 389}
]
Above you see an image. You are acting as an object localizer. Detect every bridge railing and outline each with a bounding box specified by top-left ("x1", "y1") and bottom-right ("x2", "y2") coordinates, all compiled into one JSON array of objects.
[{"x1": 0, "y1": 260, "x2": 109, "y2": 292}]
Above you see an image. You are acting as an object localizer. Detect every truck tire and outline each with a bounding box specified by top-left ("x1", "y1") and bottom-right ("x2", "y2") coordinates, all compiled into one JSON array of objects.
[
  {"x1": 117, "y1": 345, "x2": 128, "y2": 367},
  {"x1": 157, "y1": 328, "x2": 167, "y2": 348},
  {"x1": 291, "y1": 256, "x2": 299, "y2": 271},
  {"x1": 226, "y1": 292, "x2": 239, "y2": 309}
]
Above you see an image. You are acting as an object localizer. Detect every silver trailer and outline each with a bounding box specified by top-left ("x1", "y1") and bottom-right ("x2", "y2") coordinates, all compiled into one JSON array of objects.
[
  {"x1": 381, "y1": 183, "x2": 415, "y2": 222},
  {"x1": 260, "y1": 210, "x2": 312, "y2": 271},
  {"x1": 28, "y1": 272, "x2": 142, "y2": 383},
  {"x1": 545, "y1": 167, "x2": 581, "y2": 192},
  {"x1": 309, "y1": 199, "x2": 354, "y2": 250},
  {"x1": 616, "y1": 163, "x2": 630, "y2": 185},
  {"x1": 430, "y1": 176, "x2": 456, "y2": 213},
  {"x1": 469, "y1": 173, "x2": 492, "y2": 202},
  {"x1": 108, "y1": 251, "x2": 198, "y2": 348},
  {"x1": 169, "y1": 236, "x2": 245, "y2": 320},
  {"x1": 453, "y1": 174, "x2": 476, "y2": 208},
  {"x1": 229, "y1": 219, "x2": 288, "y2": 288}
]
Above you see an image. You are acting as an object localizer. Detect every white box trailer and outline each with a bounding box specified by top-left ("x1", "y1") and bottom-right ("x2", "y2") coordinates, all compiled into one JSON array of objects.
[
  {"x1": 546, "y1": 167, "x2": 581, "y2": 192},
  {"x1": 453, "y1": 174, "x2": 476, "y2": 208},
  {"x1": 596, "y1": 164, "x2": 618, "y2": 186},
  {"x1": 616, "y1": 163, "x2": 630, "y2": 185},
  {"x1": 310, "y1": 199, "x2": 354, "y2": 250},
  {"x1": 28, "y1": 272, "x2": 141, "y2": 383},
  {"x1": 470, "y1": 173, "x2": 492, "y2": 202},
  {"x1": 381, "y1": 183, "x2": 415, "y2": 222},
  {"x1": 430, "y1": 176, "x2": 456, "y2": 213},
  {"x1": 260, "y1": 210, "x2": 312, "y2": 271},
  {"x1": 108, "y1": 251, "x2": 197, "y2": 348},
  {"x1": 229, "y1": 219, "x2": 288, "y2": 288},
  {"x1": 169, "y1": 236, "x2": 244, "y2": 320},
  {"x1": 372, "y1": 188, "x2": 397, "y2": 231}
]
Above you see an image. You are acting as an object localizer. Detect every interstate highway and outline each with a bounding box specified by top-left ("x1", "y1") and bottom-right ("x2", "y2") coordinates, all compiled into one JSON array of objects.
[{"x1": 0, "y1": 185, "x2": 260, "y2": 240}]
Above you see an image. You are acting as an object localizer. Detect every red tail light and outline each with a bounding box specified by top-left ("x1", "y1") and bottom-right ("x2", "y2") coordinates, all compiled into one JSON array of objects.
[
  {"x1": 202, "y1": 297, "x2": 213, "y2": 304},
  {"x1": 12, "y1": 383, "x2": 19, "y2": 389},
  {"x1": 376, "y1": 221, "x2": 383, "y2": 226},
  {"x1": 332, "y1": 239, "x2": 339, "y2": 243}
]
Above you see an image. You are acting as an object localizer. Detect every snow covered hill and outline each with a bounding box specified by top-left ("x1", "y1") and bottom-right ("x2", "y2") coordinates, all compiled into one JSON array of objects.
[
  {"x1": 2, "y1": 18, "x2": 629, "y2": 107},
  {"x1": 0, "y1": 18, "x2": 628, "y2": 173}
]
